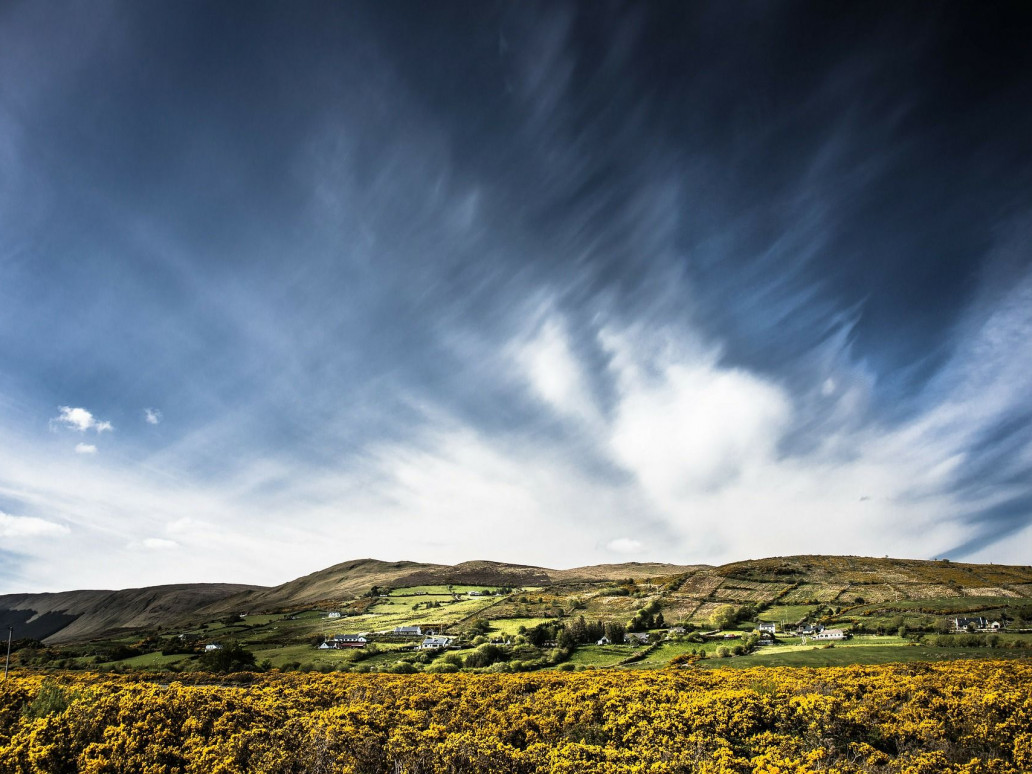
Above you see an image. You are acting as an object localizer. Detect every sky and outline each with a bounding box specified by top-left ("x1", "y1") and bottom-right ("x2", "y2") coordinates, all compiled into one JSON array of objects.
[{"x1": 1, "y1": 2, "x2": 1031, "y2": 593}]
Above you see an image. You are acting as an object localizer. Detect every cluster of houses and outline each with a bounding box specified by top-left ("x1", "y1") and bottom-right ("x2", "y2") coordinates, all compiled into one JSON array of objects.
[{"x1": 318, "y1": 629, "x2": 456, "y2": 651}]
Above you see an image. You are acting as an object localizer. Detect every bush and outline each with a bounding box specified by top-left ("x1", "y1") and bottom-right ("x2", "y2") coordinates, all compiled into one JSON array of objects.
[
  {"x1": 465, "y1": 644, "x2": 505, "y2": 669},
  {"x1": 199, "y1": 643, "x2": 258, "y2": 673},
  {"x1": 426, "y1": 662, "x2": 459, "y2": 674},
  {"x1": 21, "y1": 679, "x2": 73, "y2": 720}
]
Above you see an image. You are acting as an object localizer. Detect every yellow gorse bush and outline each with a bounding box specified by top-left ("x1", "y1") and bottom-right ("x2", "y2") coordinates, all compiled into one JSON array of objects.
[{"x1": 1, "y1": 660, "x2": 1029, "y2": 773}]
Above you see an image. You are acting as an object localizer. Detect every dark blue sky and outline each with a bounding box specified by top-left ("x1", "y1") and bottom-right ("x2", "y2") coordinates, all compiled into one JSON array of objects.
[{"x1": 1, "y1": 2, "x2": 1030, "y2": 591}]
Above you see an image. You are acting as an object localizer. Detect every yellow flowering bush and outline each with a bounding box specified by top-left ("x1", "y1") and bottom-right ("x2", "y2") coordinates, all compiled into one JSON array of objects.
[{"x1": 0, "y1": 660, "x2": 1029, "y2": 773}]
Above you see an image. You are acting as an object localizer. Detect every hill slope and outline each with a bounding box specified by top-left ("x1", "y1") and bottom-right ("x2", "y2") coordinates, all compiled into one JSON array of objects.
[
  {"x1": 5, "y1": 555, "x2": 1031, "y2": 644},
  {"x1": 0, "y1": 583, "x2": 263, "y2": 643}
]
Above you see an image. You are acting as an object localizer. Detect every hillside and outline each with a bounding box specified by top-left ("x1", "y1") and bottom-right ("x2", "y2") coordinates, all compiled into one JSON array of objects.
[
  {"x1": 4, "y1": 554, "x2": 1031, "y2": 645},
  {"x1": 192, "y1": 559, "x2": 703, "y2": 617},
  {"x1": 0, "y1": 583, "x2": 263, "y2": 643}
]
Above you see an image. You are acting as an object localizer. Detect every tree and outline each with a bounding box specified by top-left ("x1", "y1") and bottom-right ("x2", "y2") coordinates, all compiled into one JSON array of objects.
[
  {"x1": 525, "y1": 623, "x2": 554, "y2": 647},
  {"x1": 712, "y1": 605, "x2": 738, "y2": 631},
  {"x1": 465, "y1": 643, "x2": 504, "y2": 669},
  {"x1": 557, "y1": 629, "x2": 576, "y2": 650},
  {"x1": 199, "y1": 643, "x2": 258, "y2": 673},
  {"x1": 568, "y1": 616, "x2": 588, "y2": 644},
  {"x1": 604, "y1": 621, "x2": 625, "y2": 644}
]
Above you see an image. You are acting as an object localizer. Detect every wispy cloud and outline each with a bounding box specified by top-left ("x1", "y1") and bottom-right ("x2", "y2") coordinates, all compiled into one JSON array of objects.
[
  {"x1": 0, "y1": 511, "x2": 70, "y2": 539},
  {"x1": 0, "y1": 3, "x2": 1029, "y2": 593}
]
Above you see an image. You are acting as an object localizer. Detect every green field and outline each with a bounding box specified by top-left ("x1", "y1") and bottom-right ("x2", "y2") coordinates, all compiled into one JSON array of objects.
[
  {"x1": 705, "y1": 645, "x2": 1030, "y2": 668},
  {"x1": 567, "y1": 645, "x2": 634, "y2": 667},
  {"x1": 755, "y1": 605, "x2": 818, "y2": 624},
  {"x1": 487, "y1": 617, "x2": 554, "y2": 635}
]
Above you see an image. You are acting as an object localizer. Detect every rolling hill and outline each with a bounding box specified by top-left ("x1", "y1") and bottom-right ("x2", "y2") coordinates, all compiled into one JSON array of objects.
[
  {"x1": 3, "y1": 554, "x2": 1030, "y2": 644},
  {"x1": 0, "y1": 583, "x2": 262, "y2": 643}
]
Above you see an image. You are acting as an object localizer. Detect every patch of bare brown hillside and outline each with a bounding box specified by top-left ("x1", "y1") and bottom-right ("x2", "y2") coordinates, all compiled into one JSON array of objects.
[
  {"x1": 718, "y1": 555, "x2": 1032, "y2": 584},
  {"x1": 197, "y1": 559, "x2": 442, "y2": 613},
  {"x1": 393, "y1": 560, "x2": 554, "y2": 588},
  {"x1": 546, "y1": 562, "x2": 707, "y2": 583}
]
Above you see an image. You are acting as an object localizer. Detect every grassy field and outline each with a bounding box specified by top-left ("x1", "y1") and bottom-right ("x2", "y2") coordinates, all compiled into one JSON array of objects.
[
  {"x1": 567, "y1": 645, "x2": 635, "y2": 667},
  {"x1": 755, "y1": 604, "x2": 818, "y2": 624},
  {"x1": 487, "y1": 617, "x2": 555, "y2": 635},
  {"x1": 705, "y1": 645, "x2": 1030, "y2": 668}
]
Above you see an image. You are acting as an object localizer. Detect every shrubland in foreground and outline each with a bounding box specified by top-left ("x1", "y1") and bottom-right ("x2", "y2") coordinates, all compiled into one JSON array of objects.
[{"x1": 2, "y1": 660, "x2": 1030, "y2": 773}]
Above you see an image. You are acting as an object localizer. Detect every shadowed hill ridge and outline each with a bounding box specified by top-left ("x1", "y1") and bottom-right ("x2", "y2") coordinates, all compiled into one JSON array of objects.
[{"x1": 0, "y1": 583, "x2": 262, "y2": 643}]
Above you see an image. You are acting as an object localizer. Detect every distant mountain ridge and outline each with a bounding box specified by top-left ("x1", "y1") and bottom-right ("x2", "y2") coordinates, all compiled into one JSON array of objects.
[
  {"x1": 2, "y1": 555, "x2": 1030, "y2": 643},
  {"x1": 0, "y1": 583, "x2": 262, "y2": 643}
]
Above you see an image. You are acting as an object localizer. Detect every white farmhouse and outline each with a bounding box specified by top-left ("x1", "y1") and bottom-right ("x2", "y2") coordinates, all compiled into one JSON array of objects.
[
  {"x1": 810, "y1": 628, "x2": 848, "y2": 641},
  {"x1": 419, "y1": 635, "x2": 454, "y2": 650}
]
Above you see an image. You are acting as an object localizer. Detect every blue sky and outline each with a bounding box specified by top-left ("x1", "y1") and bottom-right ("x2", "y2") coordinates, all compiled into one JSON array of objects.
[{"x1": 1, "y1": 3, "x2": 1031, "y2": 592}]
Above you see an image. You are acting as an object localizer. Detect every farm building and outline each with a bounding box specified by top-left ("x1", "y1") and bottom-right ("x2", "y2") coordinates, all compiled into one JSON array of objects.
[
  {"x1": 810, "y1": 629, "x2": 848, "y2": 641},
  {"x1": 954, "y1": 617, "x2": 989, "y2": 631},
  {"x1": 419, "y1": 635, "x2": 454, "y2": 650},
  {"x1": 321, "y1": 635, "x2": 367, "y2": 649}
]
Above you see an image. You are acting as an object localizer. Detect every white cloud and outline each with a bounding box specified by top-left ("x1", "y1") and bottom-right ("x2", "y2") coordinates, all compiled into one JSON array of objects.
[
  {"x1": 607, "y1": 537, "x2": 644, "y2": 554},
  {"x1": 51, "y1": 406, "x2": 112, "y2": 433},
  {"x1": 516, "y1": 315, "x2": 598, "y2": 424},
  {"x1": 0, "y1": 511, "x2": 70, "y2": 539},
  {"x1": 144, "y1": 408, "x2": 162, "y2": 425},
  {"x1": 141, "y1": 537, "x2": 178, "y2": 550},
  {"x1": 602, "y1": 328, "x2": 792, "y2": 502},
  {"x1": 74, "y1": 443, "x2": 97, "y2": 454}
]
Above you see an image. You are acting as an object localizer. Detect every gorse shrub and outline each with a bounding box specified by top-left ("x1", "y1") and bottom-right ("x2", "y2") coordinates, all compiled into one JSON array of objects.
[{"x1": 1, "y1": 660, "x2": 1030, "y2": 773}]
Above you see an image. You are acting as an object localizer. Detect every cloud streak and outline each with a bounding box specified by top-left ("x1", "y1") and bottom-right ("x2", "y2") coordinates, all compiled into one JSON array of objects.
[
  {"x1": 0, "y1": 3, "x2": 1030, "y2": 591},
  {"x1": 0, "y1": 511, "x2": 70, "y2": 539}
]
